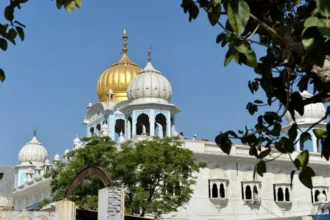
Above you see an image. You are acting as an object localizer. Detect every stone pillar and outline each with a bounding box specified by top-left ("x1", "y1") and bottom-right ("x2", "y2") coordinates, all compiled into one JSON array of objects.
[
  {"x1": 150, "y1": 110, "x2": 155, "y2": 137},
  {"x1": 166, "y1": 112, "x2": 171, "y2": 137},
  {"x1": 98, "y1": 187, "x2": 125, "y2": 220},
  {"x1": 54, "y1": 200, "x2": 76, "y2": 220},
  {"x1": 132, "y1": 111, "x2": 136, "y2": 136}
]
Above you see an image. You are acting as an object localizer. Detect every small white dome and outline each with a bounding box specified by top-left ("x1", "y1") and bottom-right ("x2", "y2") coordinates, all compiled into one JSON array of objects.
[
  {"x1": 285, "y1": 91, "x2": 326, "y2": 125},
  {"x1": 73, "y1": 135, "x2": 80, "y2": 144},
  {"x1": 53, "y1": 154, "x2": 60, "y2": 161},
  {"x1": 318, "y1": 192, "x2": 327, "y2": 203},
  {"x1": 127, "y1": 62, "x2": 172, "y2": 104},
  {"x1": 64, "y1": 149, "x2": 70, "y2": 155},
  {"x1": 18, "y1": 136, "x2": 48, "y2": 165},
  {"x1": 44, "y1": 159, "x2": 51, "y2": 166}
]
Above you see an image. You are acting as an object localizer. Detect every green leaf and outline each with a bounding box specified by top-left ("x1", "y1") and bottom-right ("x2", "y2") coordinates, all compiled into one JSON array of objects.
[
  {"x1": 224, "y1": 47, "x2": 235, "y2": 66},
  {"x1": 259, "y1": 148, "x2": 271, "y2": 159},
  {"x1": 4, "y1": 6, "x2": 14, "y2": 21},
  {"x1": 0, "y1": 69, "x2": 5, "y2": 82},
  {"x1": 215, "y1": 133, "x2": 232, "y2": 155},
  {"x1": 243, "y1": 51, "x2": 257, "y2": 67},
  {"x1": 304, "y1": 17, "x2": 320, "y2": 28},
  {"x1": 16, "y1": 26, "x2": 24, "y2": 41},
  {"x1": 188, "y1": 4, "x2": 199, "y2": 21},
  {"x1": 295, "y1": 0, "x2": 301, "y2": 5},
  {"x1": 254, "y1": 100, "x2": 263, "y2": 104},
  {"x1": 0, "y1": 39, "x2": 8, "y2": 51},
  {"x1": 64, "y1": 1, "x2": 76, "y2": 12},
  {"x1": 208, "y1": 4, "x2": 221, "y2": 26},
  {"x1": 56, "y1": 0, "x2": 63, "y2": 9},
  {"x1": 249, "y1": 146, "x2": 259, "y2": 158},
  {"x1": 234, "y1": 43, "x2": 252, "y2": 54},
  {"x1": 288, "y1": 123, "x2": 298, "y2": 141},
  {"x1": 302, "y1": 27, "x2": 323, "y2": 52},
  {"x1": 294, "y1": 150, "x2": 309, "y2": 168},
  {"x1": 290, "y1": 170, "x2": 295, "y2": 188},
  {"x1": 75, "y1": 0, "x2": 82, "y2": 8},
  {"x1": 227, "y1": 0, "x2": 250, "y2": 36},
  {"x1": 299, "y1": 166, "x2": 315, "y2": 189},
  {"x1": 216, "y1": 33, "x2": 226, "y2": 44},
  {"x1": 316, "y1": 0, "x2": 330, "y2": 17},
  {"x1": 313, "y1": 129, "x2": 327, "y2": 139},
  {"x1": 246, "y1": 102, "x2": 258, "y2": 115},
  {"x1": 256, "y1": 160, "x2": 266, "y2": 177}
]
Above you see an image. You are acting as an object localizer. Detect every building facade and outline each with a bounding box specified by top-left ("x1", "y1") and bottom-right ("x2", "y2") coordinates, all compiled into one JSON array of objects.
[{"x1": 12, "y1": 30, "x2": 330, "y2": 220}]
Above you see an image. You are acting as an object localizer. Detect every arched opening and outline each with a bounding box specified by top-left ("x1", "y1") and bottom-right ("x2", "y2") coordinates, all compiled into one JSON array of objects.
[
  {"x1": 285, "y1": 188, "x2": 290, "y2": 201},
  {"x1": 171, "y1": 116, "x2": 175, "y2": 136},
  {"x1": 136, "y1": 114, "x2": 150, "y2": 135},
  {"x1": 127, "y1": 116, "x2": 132, "y2": 139},
  {"x1": 277, "y1": 187, "x2": 284, "y2": 201},
  {"x1": 155, "y1": 113, "x2": 167, "y2": 137},
  {"x1": 253, "y1": 185, "x2": 258, "y2": 200},
  {"x1": 96, "y1": 124, "x2": 101, "y2": 136},
  {"x1": 245, "y1": 185, "x2": 252, "y2": 200},
  {"x1": 323, "y1": 190, "x2": 327, "y2": 201},
  {"x1": 220, "y1": 183, "x2": 225, "y2": 198},
  {"x1": 115, "y1": 119, "x2": 125, "y2": 141},
  {"x1": 167, "y1": 182, "x2": 173, "y2": 195},
  {"x1": 315, "y1": 190, "x2": 320, "y2": 202},
  {"x1": 89, "y1": 127, "x2": 95, "y2": 136},
  {"x1": 174, "y1": 182, "x2": 181, "y2": 196},
  {"x1": 212, "y1": 183, "x2": 218, "y2": 198}
]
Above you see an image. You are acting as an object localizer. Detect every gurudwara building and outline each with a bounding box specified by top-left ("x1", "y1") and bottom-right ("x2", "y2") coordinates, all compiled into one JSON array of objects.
[{"x1": 12, "y1": 30, "x2": 330, "y2": 220}]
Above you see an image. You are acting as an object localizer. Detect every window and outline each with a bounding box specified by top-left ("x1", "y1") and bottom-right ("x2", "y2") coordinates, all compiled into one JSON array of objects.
[
  {"x1": 241, "y1": 182, "x2": 260, "y2": 203},
  {"x1": 208, "y1": 181, "x2": 228, "y2": 199},
  {"x1": 273, "y1": 185, "x2": 291, "y2": 202},
  {"x1": 312, "y1": 188, "x2": 328, "y2": 204}
]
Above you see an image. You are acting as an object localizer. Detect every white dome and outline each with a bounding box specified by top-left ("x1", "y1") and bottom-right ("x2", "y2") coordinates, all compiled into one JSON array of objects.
[
  {"x1": 54, "y1": 154, "x2": 60, "y2": 161},
  {"x1": 73, "y1": 135, "x2": 80, "y2": 144},
  {"x1": 285, "y1": 91, "x2": 326, "y2": 125},
  {"x1": 127, "y1": 62, "x2": 172, "y2": 104},
  {"x1": 18, "y1": 136, "x2": 48, "y2": 165},
  {"x1": 64, "y1": 149, "x2": 70, "y2": 155}
]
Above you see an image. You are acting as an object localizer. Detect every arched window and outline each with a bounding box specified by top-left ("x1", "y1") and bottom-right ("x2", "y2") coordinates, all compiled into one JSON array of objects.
[
  {"x1": 96, "y1": 124, "x2": 101, "y2": 131},
  {"x1": 167, "y1": 182, "x2": 173, "y2": 195},
  {"x1": 212, "y1": 184, "x2": 218, "y2": 198},
  {"x1": 323, "y1": 190, "x2": 327, "y2": 201},
  {"x1": 253, "y1": 185, "x2": 258, "y2": 200},
  {"x1": 245, "y1": 185, "x2": 252, "y2": 200},
  {"x1": 220, "y1": 183, "x2": 225, "y2": 198},
  {"x1": 174, "y1": 182, "x2": 181, "y2": 196},
  {"x1": 136, "y1": 114, "x2": 150, "y2": 135},
  {"x1": 315, "y1": 190, "x2": 320, "y2": 202},
  {"x1": 89, "y1": 127, "x2": 94, "y2": 136},
  {"x1": 285, "y1": 188, "x2": 290, "y2": 201},
  {"x1": 277, "y1": 187, "x2": 284, "y2": 201}
]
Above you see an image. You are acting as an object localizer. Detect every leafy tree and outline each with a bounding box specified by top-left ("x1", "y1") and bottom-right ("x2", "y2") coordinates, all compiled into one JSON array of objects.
[
  {"x1": 112, "y1": 137, "x2": 206, "y2": 218},
  {"x1": 45, "y1": 136, "x2": 117, "y2": 210},
  {"x1": 47, "y1": 136, "x2": 205, "y2": 218},
  {"x1": 180, "y1": 0, "x2": 330, "y2": 189},
  {"x1": 0, "y1": 0, "x2": 81, "y2": 82}
]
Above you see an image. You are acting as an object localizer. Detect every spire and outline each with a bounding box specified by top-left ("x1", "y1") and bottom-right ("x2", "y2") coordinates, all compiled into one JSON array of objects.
[
  {"x1": 122, "y1": 29, "x2": 128, "y2": 54},
  {"x1": 33, "y1": 127, "x2": 37, "y2": 137},
  {"x1": 147, "y1": 45, "x2": 152, "y2": 62}
]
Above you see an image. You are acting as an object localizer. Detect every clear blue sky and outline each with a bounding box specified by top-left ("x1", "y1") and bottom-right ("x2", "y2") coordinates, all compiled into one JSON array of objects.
[{"x1": 0, "y1": 1, "x2": 277, "y2": 165}]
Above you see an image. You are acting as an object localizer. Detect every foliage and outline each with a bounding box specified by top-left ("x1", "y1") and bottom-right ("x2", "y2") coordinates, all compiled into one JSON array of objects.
[
  {"x1": 0, "y1": 0, "x2": 81, "y2": 82},
  {"x1": 36, "y1": 198, "x2": 51, "y2": 210},
  {"x1": 112, "y1": 137, "x2": 206, "y2": 218},
  {"x1": 48, "y1": 136, "x2": 117, "y2": 210},
  {"x1": 181, "y1": 0, "x2": 330, "y2": 189},
  {"x1": 49, "y1": 136, "x2": 205, "y2": 218}
]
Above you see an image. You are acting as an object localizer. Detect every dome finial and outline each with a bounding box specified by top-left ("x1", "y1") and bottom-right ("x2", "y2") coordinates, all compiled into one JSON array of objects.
[
  {"x1": 148, "y1": 45, "x2": 152, "y2": 62},
  {"x1": 122, "y1": 29, "x2": 128, "y2": 54},
  {"x1": 33, "y1": 126, "x2": 37, "y2": 137}
]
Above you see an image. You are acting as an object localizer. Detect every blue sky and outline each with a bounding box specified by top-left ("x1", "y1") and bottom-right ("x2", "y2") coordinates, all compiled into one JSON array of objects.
[{"x1": 0, "y1": 1, "x2": 281, "y2": 165}]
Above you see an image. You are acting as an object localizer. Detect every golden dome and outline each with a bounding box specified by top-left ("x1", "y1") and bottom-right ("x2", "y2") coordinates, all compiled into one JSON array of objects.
[{"x1": 96, "y1": 30, "x2": 141, "y2": 102}]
